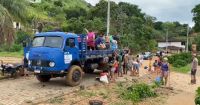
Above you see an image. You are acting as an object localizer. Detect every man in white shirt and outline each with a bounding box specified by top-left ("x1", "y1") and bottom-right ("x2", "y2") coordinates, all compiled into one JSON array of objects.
[{"x1": 191, "y1": 54, "x2": 199, "y2": 84}]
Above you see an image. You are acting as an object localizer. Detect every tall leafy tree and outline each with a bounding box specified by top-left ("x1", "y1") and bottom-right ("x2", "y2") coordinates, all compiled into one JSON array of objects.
[
  {"x1": 192, "y1": 4, "x2": 200, "y2": 32},
  {"x1": 0, "y1": 0, "x2": 28, "y2": 46}
]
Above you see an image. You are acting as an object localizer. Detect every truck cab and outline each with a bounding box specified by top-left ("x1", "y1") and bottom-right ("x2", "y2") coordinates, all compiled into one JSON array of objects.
[{"x1": 27, "y1": 32, "x2": 83, "y2": 86}]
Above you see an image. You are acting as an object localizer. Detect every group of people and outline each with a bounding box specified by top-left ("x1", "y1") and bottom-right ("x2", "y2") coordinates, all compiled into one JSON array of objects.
[
  {"x1": 150, "y1": 56, "x2": 170, "y2": 86},
  {"x1": 86, "y1": 29, "x2": 118, "y2": 51},
  {"x1": 151, "y1": 53, "x2": 199, "y2": 86},
  {"x1": 100, "y1": 49, "x2": 199, "y2": 86},
  {"x1": 107, "y1": 49, "x2": 142, "y2": 82}
]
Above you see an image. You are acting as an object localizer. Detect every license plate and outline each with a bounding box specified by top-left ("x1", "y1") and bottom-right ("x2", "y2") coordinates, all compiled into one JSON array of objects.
[{"x1": 34, "y1": 70, "x2": 40, "y2": 73}]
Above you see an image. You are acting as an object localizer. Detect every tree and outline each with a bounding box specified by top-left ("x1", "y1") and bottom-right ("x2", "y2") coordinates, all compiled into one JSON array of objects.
[
  {"x1": 192, "y1": 4, "x2": 200, "y2": 32},
  {"x1": 0, "y1": 0, "x2": 28, "y2": 46}
]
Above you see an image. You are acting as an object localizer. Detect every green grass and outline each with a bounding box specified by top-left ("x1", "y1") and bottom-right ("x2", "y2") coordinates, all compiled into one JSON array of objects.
[
  {"x1": 0, "y1": 51, "x2": 23, "y2": 58},
  {"x1": 171, "y1": 64, "x2": 191, "y2": 73}
]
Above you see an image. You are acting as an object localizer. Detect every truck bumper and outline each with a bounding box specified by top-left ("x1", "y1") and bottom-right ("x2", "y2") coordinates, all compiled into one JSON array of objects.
[{"x1": 28, "y1": 66, "x2": 66, "y2": 75}]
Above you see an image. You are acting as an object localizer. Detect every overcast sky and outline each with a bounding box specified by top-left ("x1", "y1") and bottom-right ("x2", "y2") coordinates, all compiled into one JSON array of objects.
[{"x1": 85, "y1": 0, "x2": 200, "y2": 27}]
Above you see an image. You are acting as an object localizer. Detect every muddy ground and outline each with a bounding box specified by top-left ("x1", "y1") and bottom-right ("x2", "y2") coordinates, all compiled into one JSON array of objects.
[{"x1": 0, "y1": 57, "x2": 199, "y2": 105}]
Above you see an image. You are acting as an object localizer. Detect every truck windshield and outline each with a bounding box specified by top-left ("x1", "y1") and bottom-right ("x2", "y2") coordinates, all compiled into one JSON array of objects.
[{"x1": 32, "y1": 36, "x2": 63, "y2": 48}]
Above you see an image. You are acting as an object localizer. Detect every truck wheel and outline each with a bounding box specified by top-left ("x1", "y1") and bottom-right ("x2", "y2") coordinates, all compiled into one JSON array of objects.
[
  {"x1": 66, "y1": 65, "x2": 83, "y2": 86},
  {"x1": 36, "y1": 75, "x2": 51, "y2": 82}
]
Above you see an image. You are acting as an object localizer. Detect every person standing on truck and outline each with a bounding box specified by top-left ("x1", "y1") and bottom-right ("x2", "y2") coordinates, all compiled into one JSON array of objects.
[
  {"x1": 105, "y1": 34, "x2": 111, "y2": 49},
  {"x1": 191, "y1": 54, "x2": 198, "y2": 84},
  {"x1": 85, "y1": 28, "x2": 95, "y2": 50},
  {"x1": 95, "y1": 32, "x2": 106, "y2": 50}
]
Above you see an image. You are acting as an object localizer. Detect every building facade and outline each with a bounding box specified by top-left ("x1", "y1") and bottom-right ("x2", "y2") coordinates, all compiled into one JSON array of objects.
[{"x1": 29, "y1": 0, "x2": 41, "y2": 3}]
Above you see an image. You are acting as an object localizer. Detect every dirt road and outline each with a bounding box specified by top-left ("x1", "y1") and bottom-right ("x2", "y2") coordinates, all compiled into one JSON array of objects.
[
  {"x1": 0, "y1": 74, "x2": 100, "y2": 105},
  {"x1": 163, "y1": 71, "x2": 200, "y2": 105},
  {"x1": 0, "y1": 56, "x2": 198, "y2": 105},
  {"x1": 0, "y1": 57, "x2": 151, "y2": 105}
]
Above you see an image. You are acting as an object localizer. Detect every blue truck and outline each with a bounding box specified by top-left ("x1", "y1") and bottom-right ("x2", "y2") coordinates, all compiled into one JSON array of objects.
[{"x1": 23, "y1": 32, "x2": 114, "y2": 86}]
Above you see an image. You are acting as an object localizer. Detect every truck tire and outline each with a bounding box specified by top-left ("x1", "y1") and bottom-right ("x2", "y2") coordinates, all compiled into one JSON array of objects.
[
  {"x1": 36, "y1": 75, "x2": 51, "y2": 82},
  {"x1": 66, "y1": 65, "x2": 83, "y2": 86}
]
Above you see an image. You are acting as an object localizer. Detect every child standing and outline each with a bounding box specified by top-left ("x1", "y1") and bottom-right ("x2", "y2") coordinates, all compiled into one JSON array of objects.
[
  {"x1": 118, "y1": 52, "x2": 123, "y2": 77},
  {"x1": 110, "y1": 57, "x2": 119, "y2": 82},
  {"x1": 153, "y1": 60, "x2": 159, "y2": 75},
  {"x1": 149, "y1": 57, "x2": 152, "y2": 71}
]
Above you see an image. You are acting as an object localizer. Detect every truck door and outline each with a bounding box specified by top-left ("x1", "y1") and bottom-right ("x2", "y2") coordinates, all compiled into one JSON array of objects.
[{"x1": 64, "y1": 38, "x2": 79, "y2": 64}]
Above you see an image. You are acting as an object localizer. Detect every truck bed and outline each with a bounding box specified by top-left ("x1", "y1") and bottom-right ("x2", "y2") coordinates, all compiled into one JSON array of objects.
[{"x1": 78, "y1": 34, "x2": 114, "y2": 60}]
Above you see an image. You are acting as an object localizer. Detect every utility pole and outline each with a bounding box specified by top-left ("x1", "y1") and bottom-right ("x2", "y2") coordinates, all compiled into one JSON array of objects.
[
  {"x1": 106, "y1": 0, "x2": 110, "y2": 36},
  {"x1": 186, "y1": 25, "x2": 189, "y2": 52},
  {"x1": 166, "y1": 29, "x2": 168, "y2": 52}
]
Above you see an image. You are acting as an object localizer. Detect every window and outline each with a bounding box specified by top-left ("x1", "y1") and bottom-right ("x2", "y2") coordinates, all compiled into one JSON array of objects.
[
  {"x1": 32, "y1": 37, "x2": 45, "y2": 47},
  {"x1": 44, "y1": 37, "x2": 63, "y2": 48},
  {"x1": 66, "y1": 38, "x2": 75, "y2": 48},
  {"x1": 32, "y1": 36, "x2": 63, "y2": 48},
  {"x1": 181, "y1": 42, "x2": 185, "y2": 45}
]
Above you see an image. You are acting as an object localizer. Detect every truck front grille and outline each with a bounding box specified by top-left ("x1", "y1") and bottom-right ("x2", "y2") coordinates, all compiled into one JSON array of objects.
[{"x1": 31, "y1": 60, "x2": 50, "y2": 67}]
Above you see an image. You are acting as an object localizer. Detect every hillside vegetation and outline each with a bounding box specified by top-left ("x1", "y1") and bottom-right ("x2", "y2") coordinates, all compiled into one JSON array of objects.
[{"x1": 0, "y1": 0, "x2": 200, "y2": 53}]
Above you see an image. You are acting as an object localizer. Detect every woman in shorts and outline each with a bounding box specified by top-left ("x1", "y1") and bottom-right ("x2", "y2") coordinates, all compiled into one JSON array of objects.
[{"x1": 161, "y1": 57, "x2": 170, "y2": 86}]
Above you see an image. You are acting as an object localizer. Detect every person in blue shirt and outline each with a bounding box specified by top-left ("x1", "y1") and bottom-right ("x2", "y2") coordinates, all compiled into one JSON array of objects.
[
  {"x1": 161, "y1": 57, "x2": 170, "y2": 86},
  {"x1": 95, "y1": 33, "x2": 106, "y2": 50}
]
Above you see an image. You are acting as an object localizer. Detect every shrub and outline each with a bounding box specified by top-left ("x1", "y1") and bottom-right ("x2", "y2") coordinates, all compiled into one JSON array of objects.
[
  {"x1": 197, "y1": 56, "x2": 200, "y2": 66},
  {"x1": 173, "y1": 59, "x2": 187, "y2": 68},
  {"x1": 0, "y1": 44, "x2": 22, "y2": 52},
  {"x1": 121, "y1": 83, "x2": 157, "y2": 102},
  {"x1": 15, "y1": 30, "x2": 31, "y2": 44},
  {"x1": 168, "y1": 53, "x2": 192, "y2": 67},
  {"x1": 195, "y1": 87, "x2": 200, "y2": 105},
  {"x1": 10, "y1": 44, "x2": 22, "y2": 52}
]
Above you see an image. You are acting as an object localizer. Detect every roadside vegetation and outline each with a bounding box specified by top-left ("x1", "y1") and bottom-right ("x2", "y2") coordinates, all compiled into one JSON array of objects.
[
  {"x1": 0, "y1": 51, "x2": 23, "y2": 58},
  {"x1": 39, "y1": 73, "x2": 167, "y2": 105},
  {"x1": 195, "y1": 87, "x2": 200, "y2": 105},
  {"x1": 168, "y1": 53, "x2": 192, "y2": 73}
]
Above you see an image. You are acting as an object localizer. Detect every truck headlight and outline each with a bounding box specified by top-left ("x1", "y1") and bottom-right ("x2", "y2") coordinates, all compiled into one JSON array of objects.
[{"x1": 49, "y1": 62, "x2": 55, "y2": 67}]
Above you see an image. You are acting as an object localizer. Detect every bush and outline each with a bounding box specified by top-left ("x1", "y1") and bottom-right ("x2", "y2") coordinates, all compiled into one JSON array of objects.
[
  {"x1": 10, "y1": 44, "x2": 22, "y2": 52},
  {"x1": 15, "y1": 30, "x2": 31, "y2": 44},
  {"x1": 0, "y1": 44, "x2": 22, "y2": 52},
  {"x1": 197, "y1": 56, "x2": 200, "y2": 66},
  {"x1": 173, "y1": 59, "x2": 187, "y2": 68},
  {"x1": 121, "y1": 83, "x2": 157, "y2": 102},
  {"x1": 195, "y1": 87, "x2": 200, "y2": 105},
  {"x1": 168, "y1": 53, "x2": 192, "y2": 67}
]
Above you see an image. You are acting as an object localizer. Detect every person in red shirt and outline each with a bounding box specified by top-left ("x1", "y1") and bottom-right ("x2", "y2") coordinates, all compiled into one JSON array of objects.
[{"x1": 85, "y1": 28, "x2": 95, "y2": 50}]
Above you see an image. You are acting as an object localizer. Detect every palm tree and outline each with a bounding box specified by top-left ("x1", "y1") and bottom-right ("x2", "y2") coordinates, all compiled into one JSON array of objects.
[{"x1": 0, "y1": 0, "x2": 28, "y2": 46}]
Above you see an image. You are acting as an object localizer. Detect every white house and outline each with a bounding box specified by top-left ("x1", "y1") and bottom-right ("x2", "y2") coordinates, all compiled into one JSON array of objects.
[
  {"x1": 157, "y1": 39, "x2": 186, "y2": 53},
  {"x1": 28, "y1": 0, "x2": 41, "y2": 3}
]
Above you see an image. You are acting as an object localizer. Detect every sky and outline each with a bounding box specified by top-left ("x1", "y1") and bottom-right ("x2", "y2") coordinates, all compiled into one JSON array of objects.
[{"x1": 85, "y1": 0, "x2": 200, "y2": 27}]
